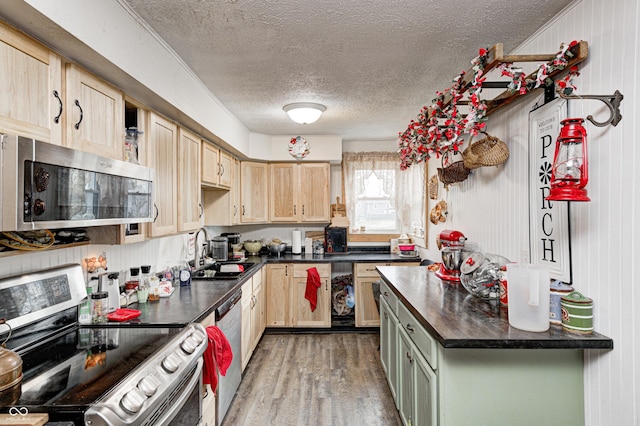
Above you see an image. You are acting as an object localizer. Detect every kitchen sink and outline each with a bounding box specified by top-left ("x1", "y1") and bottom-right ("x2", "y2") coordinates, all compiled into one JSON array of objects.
[{"x1": 194, "y1": 262, "x2": 256, "y2": 280}]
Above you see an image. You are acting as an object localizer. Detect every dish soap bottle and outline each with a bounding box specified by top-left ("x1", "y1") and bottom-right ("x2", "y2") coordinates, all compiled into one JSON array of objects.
[{"x1": 78, "y1": 286, "x2": 92, "y2": 325}]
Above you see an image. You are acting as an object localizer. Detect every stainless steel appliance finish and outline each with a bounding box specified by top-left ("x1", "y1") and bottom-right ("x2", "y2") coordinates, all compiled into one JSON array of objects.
[
  {"x1": 215, "y1": 288, "x2": 242, "y2": 426},
  {"x1": 0, "y1": 134, "x2": 154, "y2": 231},
  {"x1": 0, "y1": 264, "x2": 207, "y2": 426}
]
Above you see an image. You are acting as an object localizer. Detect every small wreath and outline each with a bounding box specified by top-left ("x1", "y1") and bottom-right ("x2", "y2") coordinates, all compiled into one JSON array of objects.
[{"x1": 288, "y1": 136, "x2": 310, "y2": 160}]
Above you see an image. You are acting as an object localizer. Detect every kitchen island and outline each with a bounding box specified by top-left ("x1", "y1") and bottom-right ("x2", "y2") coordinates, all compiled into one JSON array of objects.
[{"x1": 377, "y1": 265, "x2": 613, "y2": 426}]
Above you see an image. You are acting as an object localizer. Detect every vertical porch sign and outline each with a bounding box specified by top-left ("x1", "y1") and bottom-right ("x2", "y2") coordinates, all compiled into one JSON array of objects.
[{"x1": 528, "y1": 97, "x2": 572, "y2": 282}]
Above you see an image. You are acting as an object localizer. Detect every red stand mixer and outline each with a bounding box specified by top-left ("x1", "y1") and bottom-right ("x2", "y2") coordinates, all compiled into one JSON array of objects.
[{"x1": 435, "y1": 229, "x2": 467, "y2": 282}]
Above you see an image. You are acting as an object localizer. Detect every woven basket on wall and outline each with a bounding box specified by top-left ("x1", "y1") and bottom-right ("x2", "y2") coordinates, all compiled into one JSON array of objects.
[
  {"x1": 462, "y1": 134, "x2": 509, "y2": 169},
  {"x1": 437, "y1": 152, "x2": 470, "y2": 186}
]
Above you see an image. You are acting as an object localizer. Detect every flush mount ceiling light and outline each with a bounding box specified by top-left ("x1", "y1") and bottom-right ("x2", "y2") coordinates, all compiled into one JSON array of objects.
[{"x1": 283, "y1": 102, "x2": 326, "y2": 124}]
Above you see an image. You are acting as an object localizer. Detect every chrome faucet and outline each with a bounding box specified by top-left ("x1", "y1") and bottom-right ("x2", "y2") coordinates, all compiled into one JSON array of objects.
[{"x1": 193, "y1": 227, "x2": 211, "y2": 269}]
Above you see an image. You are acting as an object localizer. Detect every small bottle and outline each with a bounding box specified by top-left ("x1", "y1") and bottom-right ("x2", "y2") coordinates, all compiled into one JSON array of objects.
[
  {"x1": 148, "y1": 273, "x2": 160, "y2": 301},
  {"x1": 179, "y1": 260, "x2": 191, "y2": 286},
  {"x1": 126, "y1": 267, "x2": 140, "y2": 291},
  {"x1": 138, "y1": 265, "x2": 150, "y2": 303},
  {"x1": 91, "y1": 291, "x2": 109, "y2": 324},
  {"x1": 79, "y1": 286, "x2": 93, "y2": 325}
]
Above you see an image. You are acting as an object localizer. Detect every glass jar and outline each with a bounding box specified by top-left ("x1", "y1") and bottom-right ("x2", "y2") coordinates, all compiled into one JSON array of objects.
[{"x1": 90, "y1": 291, "x2": 109, "y2": 324}]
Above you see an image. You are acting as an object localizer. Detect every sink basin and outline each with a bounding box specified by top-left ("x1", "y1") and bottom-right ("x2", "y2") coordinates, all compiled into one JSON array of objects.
[{"x1": 194, "y1": 262, "x2": 256, "y2": 280}]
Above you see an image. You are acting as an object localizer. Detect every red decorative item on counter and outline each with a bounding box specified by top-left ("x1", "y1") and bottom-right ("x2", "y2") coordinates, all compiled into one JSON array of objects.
[
  {"x1": 546, "y1": 118, "x2": 590, "y2": 202},
  {"x1": 107, "y1": 308, "x2": 140, "y2": 322}
]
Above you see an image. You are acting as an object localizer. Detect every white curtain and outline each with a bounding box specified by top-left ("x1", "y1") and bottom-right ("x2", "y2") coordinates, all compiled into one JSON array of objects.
[{"x1": 342, "y1": 152, "x2": 425, "y2": 234}]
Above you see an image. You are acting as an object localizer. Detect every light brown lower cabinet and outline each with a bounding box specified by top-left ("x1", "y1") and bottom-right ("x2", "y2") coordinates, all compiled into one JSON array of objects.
[
  {"x1": 265, "y1": 263, "x2": 331, "y2": 328},
  {"x1": 354, "y1": 262, "x2": 420, "y2": 327}
]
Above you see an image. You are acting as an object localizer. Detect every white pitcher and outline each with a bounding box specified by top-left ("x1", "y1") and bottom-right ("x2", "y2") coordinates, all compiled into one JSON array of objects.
[{"x1": 506, "y1": 264, "x2": 550, "y2": 332}]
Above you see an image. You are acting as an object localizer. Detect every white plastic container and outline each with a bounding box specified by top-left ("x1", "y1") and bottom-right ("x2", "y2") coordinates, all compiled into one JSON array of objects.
[{"x1": 506, "y1": 264, "x2": 550, "y2": 332}]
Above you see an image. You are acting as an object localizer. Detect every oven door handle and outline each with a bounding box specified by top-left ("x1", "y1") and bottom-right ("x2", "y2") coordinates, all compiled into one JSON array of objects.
[{"x1": 155, "y1": 358, "x2": 203, "y2": 426}]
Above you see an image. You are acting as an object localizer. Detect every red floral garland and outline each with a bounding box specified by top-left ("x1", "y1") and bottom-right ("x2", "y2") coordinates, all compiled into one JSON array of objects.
[{"x1": 398, "y1": 41, "x2": 580, "y2": 170}]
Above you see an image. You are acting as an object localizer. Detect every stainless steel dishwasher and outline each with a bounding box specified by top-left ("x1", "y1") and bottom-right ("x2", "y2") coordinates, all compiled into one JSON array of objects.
[{"x1": 215, "y1": 288, "x2": 242, "y2": 425}]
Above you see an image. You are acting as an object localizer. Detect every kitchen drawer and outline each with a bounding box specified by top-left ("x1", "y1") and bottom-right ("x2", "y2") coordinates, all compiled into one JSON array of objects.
[
  {"x1": 398, "y1": 301, "x2": 438, "y2": 370},
  {"x1": 379, "y1": 280, "x2": 398, "y2": 316},
  {"x1": 293, "y1": 263, "x2": 330, "y2": 278},
  {"x1": 355, "y1": 262, "x2": 390, "y2": 277}
]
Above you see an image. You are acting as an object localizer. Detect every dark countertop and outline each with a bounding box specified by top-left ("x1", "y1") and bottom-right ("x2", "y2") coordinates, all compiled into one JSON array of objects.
[
  {"x1": 377, "y1": 265, "x2": 614, "y2": 350},
  {"x1": 109, "y1": 250, "x2": 420, "y2": 327}
]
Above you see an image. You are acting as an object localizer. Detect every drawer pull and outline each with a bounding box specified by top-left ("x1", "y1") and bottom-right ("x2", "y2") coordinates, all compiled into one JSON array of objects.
[{"x1": 406, "y1": 323, "x2": 415, "y2": 332}]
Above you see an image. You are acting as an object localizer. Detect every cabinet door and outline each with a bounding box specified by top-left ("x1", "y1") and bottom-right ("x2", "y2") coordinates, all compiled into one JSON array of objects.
[
  {"x1": 240, "y1": 162, "x2": 268, "y2": 223},
  {"x1": 269, "y1": 163, "x2": 297, "y2": 222},
  {"x1": 201, "y1": 142, "x2": 220, "y2": 186},
  {"x1": 177, "y1": 127, "x2": 202, "y2": 232},
  {"x1": 241, "y1": 281, "x2": 253, "y2": 372},
  {"x1": 265, "y1": 264, "x2": 290, "y2": 326},
  {"x1": 147, "y1": 112, "x2": 178, "y2": 237},
  {"x1": 218, "y1": 150, "x2": 233, "y2": 188},
  {"x1": 65, "y1": 63, "x2": 124, "y2": 160},
  {"x1": 380, "y1": 298, "x2": 399, "y2": 405},
  {"x1": 355, "y1": 276, "x2": 381, "y2": 327},
  {"x1": 413, "y1": 349, "x2": 438, "y2": 426},
  {"x1": 398, "y1": 327, "x2": 414, "y2": 426},
  {"x1": 299, "y1": 163, "x2": 330, "y2": 222},
  {"x1": 231, "y1": 158, "x2": 241, "y2": 224},
  {"x1": 0, "y1": 22, "x2": 62, "y2": 145},
  {"x1": 292, "y1": 264, "x2": 331, "y2": 327}
]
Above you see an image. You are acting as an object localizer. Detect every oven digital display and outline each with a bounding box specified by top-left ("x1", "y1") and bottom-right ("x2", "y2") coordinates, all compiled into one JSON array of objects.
[{"x1": 0, "y1": 274, "x2": 71, "y2": 320}]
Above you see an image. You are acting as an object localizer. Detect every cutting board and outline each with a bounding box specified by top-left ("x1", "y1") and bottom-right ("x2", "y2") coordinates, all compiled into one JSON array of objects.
[
  {"x1": 330, "y1": 197, "x2": 346, "y2": 218},
  {"x1": 0, "y1": 414, "x2": 48, "y2": 425}
]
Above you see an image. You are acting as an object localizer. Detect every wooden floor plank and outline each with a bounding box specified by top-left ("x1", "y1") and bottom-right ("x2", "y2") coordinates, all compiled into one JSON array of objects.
[{"x1": 221, "y1": 332, "x2": 401, "y2": 426}]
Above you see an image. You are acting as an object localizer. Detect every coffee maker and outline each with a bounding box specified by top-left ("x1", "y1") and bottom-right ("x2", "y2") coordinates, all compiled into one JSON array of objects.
[{"x1": 435, "y1": 229, "x2": 466, "y2": 282}]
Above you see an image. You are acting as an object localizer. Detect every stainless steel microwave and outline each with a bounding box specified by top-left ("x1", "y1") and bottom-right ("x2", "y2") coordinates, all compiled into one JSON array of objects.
[{"x1": 1, "y1": 134, "x2": 154, "y2": 231}]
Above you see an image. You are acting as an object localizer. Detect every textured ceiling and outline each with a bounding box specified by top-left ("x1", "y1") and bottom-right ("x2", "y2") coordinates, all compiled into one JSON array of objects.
[{"x1": 123, "y1": 0, "x2": 573, "y2": 141}]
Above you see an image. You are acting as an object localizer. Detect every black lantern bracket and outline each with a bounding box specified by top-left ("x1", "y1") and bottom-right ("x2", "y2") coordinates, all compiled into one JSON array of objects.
[{"x1": 557, "y1": 89, "x2": 624, "y2": 127}]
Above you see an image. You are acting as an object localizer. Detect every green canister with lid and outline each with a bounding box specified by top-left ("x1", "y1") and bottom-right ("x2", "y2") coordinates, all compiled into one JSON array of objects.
[{"x1": 561, "y1": 291, "x2": 593, "y2": 334}]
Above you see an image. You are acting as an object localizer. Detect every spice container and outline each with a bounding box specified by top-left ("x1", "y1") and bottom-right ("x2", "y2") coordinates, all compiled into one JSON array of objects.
[
  {"x1": 561, "y1": 291, "x2": 593, "y2": 334},
  {"x1": 148, "y1": 274, "x2": 160, "y2": 301},
  {"x1": 90, "y1": 291, "x2": 109, "y2": 324},
  {"x1": 126, "y1": 267, "x2": 140, "y2": 290},
  {"x1": 550, "y1": 280, "x2": 573, "y2": 325}
]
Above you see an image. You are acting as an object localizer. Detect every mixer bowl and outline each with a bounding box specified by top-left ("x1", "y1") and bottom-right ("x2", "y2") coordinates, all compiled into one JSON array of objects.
[{"x1": 441, "y1": 247, "x2": 464, "y2": 271}]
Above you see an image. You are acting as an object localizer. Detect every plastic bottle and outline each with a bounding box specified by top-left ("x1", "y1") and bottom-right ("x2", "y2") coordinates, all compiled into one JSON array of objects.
[{"x1": 78, "y1": 286, "x2": 93, "y2": 325}]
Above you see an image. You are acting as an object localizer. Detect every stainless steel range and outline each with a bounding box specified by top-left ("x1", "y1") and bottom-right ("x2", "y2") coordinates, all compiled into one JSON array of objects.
[{"x1": 0, "y1": 264, "x2": 207, "y2": 425}]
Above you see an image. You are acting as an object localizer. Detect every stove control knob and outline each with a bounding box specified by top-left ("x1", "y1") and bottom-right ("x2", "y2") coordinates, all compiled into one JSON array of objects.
[
  {"x1": 192, "y1": 329, "x2": 206, "y2": 345},
  {"x1": 138, "y1": 374, "x2": 161, "y2": 397},
  {"x1": 120, "y1": 387, "x2": 147, "y2": 414},
  {"x1": 181, "y1": 336, "x2": 198, "y2": 354},
  {"x1": 161, "y1": 351, "x2": 182, "y2": 373}
]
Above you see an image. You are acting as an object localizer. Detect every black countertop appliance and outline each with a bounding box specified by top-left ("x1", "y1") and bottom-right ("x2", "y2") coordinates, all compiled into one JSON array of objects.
[{"x1": 325, "y1": 226, "x2": 347, "y2": 253}]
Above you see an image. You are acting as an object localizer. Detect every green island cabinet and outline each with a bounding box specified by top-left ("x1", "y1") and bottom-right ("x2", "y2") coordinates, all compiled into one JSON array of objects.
[{"x1": 378, "y1": 266, "x2": 613, "y2": 426}]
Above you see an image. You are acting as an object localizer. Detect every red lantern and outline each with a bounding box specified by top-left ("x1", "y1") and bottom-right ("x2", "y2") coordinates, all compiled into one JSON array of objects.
[{"x1": 546, "y1": 118, "x2": 590, "y2": 202}]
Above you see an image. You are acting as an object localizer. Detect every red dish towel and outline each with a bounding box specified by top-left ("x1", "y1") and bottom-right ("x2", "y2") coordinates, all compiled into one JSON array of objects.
[
  {"x1": 202, "y1": 325, "x2": 233, "y2": 395},
  {"x1": 305, "y1": 267, "x2": 321, "y2": 312}
]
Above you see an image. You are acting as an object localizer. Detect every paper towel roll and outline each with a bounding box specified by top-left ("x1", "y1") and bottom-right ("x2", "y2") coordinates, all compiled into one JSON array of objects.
[{"x1": 292, "y1": 230, "x2": 302, "y2": 254}]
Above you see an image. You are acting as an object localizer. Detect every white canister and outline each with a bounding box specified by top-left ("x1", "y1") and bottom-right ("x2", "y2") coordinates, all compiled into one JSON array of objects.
[
  {"x1": 292, "y1": 229, "x2": 302, "y2": 254},
  {"x1": 506, "y1": 264, "x2": 550, "y2": 332}
]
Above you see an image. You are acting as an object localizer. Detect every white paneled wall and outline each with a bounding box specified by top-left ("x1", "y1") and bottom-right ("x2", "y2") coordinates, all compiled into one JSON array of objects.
[
  {"x1": 423, "y1": 1, "x2": 637, "y2": 423},
  {"x1": 0, "y1": 0, "x2": 636, "y2": 423}
]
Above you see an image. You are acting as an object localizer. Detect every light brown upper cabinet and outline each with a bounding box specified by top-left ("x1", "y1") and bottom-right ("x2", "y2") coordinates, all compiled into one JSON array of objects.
[
  {"x1": 178, "y1": 127, "x2": 202, "y2": 232},
  {"x1": 202, "y1": 157, "x2": 241, "y2": 226},
  {"x1": 0, "y1": 21, "x2": 63, "y2": 145},
  {"x1": 147, "y1": 112, "x2": 178, "y2": 237},
  {"x1": 269, "y1": 163, "x2": 330, "y2": 223},
  {"x1": 201, "y1": 142, "x2": 233, "y2": 189},
  {"x1": 240, "y1": 161, "x2": 269, "y2": 223},
  {"x1": 65, "y1": 63, "x2": 124, "y2": 160}
]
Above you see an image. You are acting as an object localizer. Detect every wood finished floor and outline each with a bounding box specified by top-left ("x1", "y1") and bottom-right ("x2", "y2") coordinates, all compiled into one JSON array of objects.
[{"x1": 222, "y1": 332, "x2": 402, "y2": 426}]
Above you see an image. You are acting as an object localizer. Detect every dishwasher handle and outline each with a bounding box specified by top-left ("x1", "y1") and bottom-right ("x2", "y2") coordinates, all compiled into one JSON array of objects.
[{"x1": 215, "y1": 289, "x2": 242, "y2": 321}]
